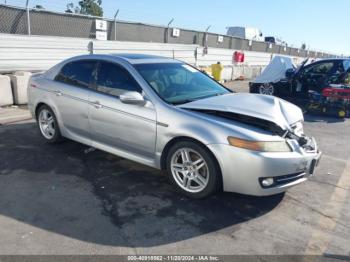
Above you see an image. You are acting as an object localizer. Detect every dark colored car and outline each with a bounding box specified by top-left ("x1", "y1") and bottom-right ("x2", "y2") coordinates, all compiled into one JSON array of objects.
[{"x1": 250, "y1": 58, "x2": 350, "y2": 98}]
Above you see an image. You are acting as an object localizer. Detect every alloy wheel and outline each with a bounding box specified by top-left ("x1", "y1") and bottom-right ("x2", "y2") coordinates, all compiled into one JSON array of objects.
[
  {"x1": 38, "y1": 109, "x2": 56, "y2": 139},
  {"x1": 170, "y1": 148, "x2": 209, "y2": 193},
  {"x1": 259, "y1": 83, "x2": 274, "y2": 95}
]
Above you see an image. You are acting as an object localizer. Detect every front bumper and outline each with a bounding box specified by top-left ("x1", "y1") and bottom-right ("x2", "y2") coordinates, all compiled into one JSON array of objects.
[{"x1": 208, "y1": 140, "x2": 321, "y2": 196}]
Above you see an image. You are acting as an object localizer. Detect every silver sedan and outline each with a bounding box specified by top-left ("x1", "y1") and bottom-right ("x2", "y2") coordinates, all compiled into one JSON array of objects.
[{"x1": 28, "y1": 54, "x2": 321, "y2": 198}]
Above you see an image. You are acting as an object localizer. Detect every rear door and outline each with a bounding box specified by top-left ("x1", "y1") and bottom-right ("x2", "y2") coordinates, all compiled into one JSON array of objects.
[
  {"x1": 53, "y1": 60, "x2": 97, "y2": 144},
  {"x1": 88, "y1": 61, "x2": 157, "y2": 161}
]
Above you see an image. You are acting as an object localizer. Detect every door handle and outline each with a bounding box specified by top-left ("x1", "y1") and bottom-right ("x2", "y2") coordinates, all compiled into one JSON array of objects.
[
  {"x1": 54, "y1": 90, "x2": 62, "y2": 97},
  {"x1": 93, "y1": 101, "x2": 102, "y2": 109}
]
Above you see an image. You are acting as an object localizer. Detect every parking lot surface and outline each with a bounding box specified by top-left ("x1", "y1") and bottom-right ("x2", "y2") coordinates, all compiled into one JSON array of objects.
[{"x1": 0, "y1": 82, "x2": 349, "y2": 256}]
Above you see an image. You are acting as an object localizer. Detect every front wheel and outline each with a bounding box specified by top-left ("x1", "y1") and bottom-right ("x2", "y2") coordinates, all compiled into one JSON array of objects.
[
  {"x1": 258, "y1": 83, "x2": 275, "y2": 95},
  {"x1": 166, "y1": 140, "x2": 221, "y2": 199}
]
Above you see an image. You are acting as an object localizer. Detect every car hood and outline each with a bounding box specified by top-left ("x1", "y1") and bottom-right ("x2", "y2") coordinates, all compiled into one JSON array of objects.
[{"x1": 179, "y1": 93, "x2": 303, "y2": 132}]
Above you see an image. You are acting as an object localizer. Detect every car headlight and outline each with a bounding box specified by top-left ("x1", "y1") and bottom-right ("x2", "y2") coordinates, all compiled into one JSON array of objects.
[{"x1": 227, "y1": 136, "x2": 292, "y2": 152}]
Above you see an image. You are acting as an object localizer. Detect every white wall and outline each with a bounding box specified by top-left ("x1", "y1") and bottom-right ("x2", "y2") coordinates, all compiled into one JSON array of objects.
[
  {"x1": 0, "y1": 34, "x2": 90, "y2": 72},
  {"x1": 0, "y1": 33, "x2": 306, "y2": 80}
]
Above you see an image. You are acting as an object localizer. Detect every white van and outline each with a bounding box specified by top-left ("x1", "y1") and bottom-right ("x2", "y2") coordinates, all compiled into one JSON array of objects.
[{"x1": 226, "y1": 27, "x2": 263, "y2": 41}]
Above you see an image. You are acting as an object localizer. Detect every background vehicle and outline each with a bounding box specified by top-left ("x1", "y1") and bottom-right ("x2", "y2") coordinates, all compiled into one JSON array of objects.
[
  {"x1": 265, "y1": 36, "x2": 287, "y2": 46},
  {"x1": 226, "y1": 26, "x2": 264, "y2": 41},
  {"x1": 250, "y1": 58, "x2": 350, "y2": 98},
  {"x1": 307, "y1": 85, "x2": 350, "y2": 118},
  {"x1": 28, "y1": 54, "x2": 321, "y2": 199}
]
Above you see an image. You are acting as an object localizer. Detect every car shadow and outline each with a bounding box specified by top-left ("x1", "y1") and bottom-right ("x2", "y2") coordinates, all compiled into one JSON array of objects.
[
  {"x1": 304, "y1": 114, "x2": 346, "y2": 123},
  {"x1": 0, "y1": 122, "x2": 284, "y2": 247}
]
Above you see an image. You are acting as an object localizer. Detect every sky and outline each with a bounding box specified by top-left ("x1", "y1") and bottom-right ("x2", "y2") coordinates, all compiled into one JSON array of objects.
[{"x1": 3, "y1": 0, "x2": 349, "y2": 55}]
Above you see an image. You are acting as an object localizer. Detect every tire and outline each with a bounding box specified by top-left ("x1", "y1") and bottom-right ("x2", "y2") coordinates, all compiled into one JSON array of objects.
[
  {"x1": 258, "y1": 83, "x2": 275, "y2": 95},
  {"x1": 166, "y1": 140, "x2": 221, "y2": 199},
  {"x1": 36, "y1": 105, "x2": 64, "y2": 144}
]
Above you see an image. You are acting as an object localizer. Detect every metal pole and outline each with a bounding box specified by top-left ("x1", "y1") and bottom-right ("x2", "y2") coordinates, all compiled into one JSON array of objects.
[
  {"x1": 114, "y1": 9, "x2": 119, "y2": 41},
  {"x1": 88, "y1": 41, "x2": 94, "y2": 54},
  {"x1": 204, "y1": 25, "x2": 211, "y2": 46},
  {"x1": 166, "y1": 18, "x2": 174, "y2": 43},
  {"x1": 167, "y1": 18, "x2": 174, "y2": 27},
  {"x1": 26, "y1": 0, "x2": 31, "y2": 36}
]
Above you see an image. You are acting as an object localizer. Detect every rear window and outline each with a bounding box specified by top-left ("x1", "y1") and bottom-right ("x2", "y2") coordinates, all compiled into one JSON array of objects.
[{"x1": 55, "y1": 60, "x2": 96, "y2": 88}]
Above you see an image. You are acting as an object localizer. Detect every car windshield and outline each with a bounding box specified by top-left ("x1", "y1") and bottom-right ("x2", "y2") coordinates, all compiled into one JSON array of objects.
[{"x1": 134, "y1": 63, "x2": 231, "y2": 104}]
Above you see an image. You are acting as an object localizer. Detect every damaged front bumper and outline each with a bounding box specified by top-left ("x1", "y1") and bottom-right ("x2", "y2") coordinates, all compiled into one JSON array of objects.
[{"x1": 208, "y1": 137, "x2": 322, "y2": 196}]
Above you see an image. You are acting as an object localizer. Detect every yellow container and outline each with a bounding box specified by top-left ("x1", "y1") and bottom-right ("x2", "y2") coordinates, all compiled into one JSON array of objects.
[
  {"x1": 211, "y1": 63, "x2": 224, "y2": 81},
  {"x1": 344, "y1": 73, "x2": 350, "y2": 84}
]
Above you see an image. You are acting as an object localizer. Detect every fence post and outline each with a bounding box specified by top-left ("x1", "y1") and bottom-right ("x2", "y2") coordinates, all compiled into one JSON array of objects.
[
  {"x1": 88, "y1": 41, "x2": 94, "y2": 54},
  {"x1": 26, "y1": 0, "x2": 31, "y2": 35},
  {"x1": 113, "y1": 10, "x2": 119, "y2": 41},
  {"x1": 229, "y1": 36, "x2": 233, "y2": 50},
  {"x1": 165, "y1": 18, "x2": 174, "y2": 43},
  {"x1": 203, "y1": 25, "x2": 211, "y2": 47}
]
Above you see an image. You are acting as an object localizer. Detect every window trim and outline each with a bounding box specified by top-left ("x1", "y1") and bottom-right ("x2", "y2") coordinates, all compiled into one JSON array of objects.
[
  {"x1": 91, "y1": 60, "x2": 143, "y2": 99},
  {"x1": 54, "y1": 59, "x2": 99, "y2": 90}
]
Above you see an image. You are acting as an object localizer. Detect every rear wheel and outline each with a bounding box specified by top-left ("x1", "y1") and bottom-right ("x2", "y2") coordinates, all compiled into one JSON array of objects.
[
  {"x1": 166, "y1": 140, "x2": 221, "y2": 199},
  {"x1": 37, "y1": 105, "x2": 64, "y2": 144},
  {"x1": 259, "y1": 83, "x2": 275, "y2": 95}
]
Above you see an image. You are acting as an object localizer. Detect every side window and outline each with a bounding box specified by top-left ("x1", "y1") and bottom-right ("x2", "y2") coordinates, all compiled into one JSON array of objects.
[
  {"x1": 304, "y1": 62, "x2": 334, "y2": 75},
  {"x1": 343, "y1": 60, "x2": 350, "y2": 72},
  {"x1": 96, "y1": 62, "x2": 141, "y2": 97},
  {"x1": 55, "y1": 60, "x2": 96, "y2": 88}
]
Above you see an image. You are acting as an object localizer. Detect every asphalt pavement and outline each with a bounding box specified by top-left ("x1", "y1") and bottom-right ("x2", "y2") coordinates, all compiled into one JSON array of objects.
[{"x1": 0, "y1": 82, "x2": 349, "y2": 256}]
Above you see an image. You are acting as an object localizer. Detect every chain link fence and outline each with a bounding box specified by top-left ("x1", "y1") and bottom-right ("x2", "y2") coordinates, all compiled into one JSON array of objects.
[{"x1": 0, "y1": 4, "x2": 338, "y2": 59}]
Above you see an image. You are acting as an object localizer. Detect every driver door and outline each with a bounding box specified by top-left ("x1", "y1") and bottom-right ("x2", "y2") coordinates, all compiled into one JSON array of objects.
[
  {"x1": 88, "y1": 61, "x2": 157, "y2": 161},
  {"x1": 297, "y1": 61, "x2": 335, "y2": 94}
]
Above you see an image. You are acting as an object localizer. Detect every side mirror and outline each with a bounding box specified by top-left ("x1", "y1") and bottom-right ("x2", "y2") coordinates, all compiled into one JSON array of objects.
[
  {"x1": 285, "y1": 68, "x2": 295, "y2": 79},
  {"x1": 119, "y1": 91, "x2": 145, "y2": 105}
]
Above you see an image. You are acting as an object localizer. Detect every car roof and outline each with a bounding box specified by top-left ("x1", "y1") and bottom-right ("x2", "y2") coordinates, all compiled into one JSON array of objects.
[
  {"x1": 111, "y1": 54, "x2": 181, "y2": 65},
  {"x1": 111, "y1": 53, "x2": 164, "y2": 60},
  {"x1": 110, "y1": 53, "x2": 181, "y2": 65},
  {"x1": 317, "y1": 58, "x2": 350, "y2": 63},
  {"x1": 67, "y1": 53, "x2": 182, "y2": 65},
  {"x1": 304, "y1": 58, "x2": 350, "y2": 67}
]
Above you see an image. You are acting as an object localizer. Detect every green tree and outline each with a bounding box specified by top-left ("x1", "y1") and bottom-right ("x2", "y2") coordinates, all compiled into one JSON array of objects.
[
  {"x1": 34, "y1": 4, "x2": 44, "y2": 9},
  {"x1": 78, "y1": 0, "x2": 103, "y2": 17},
  {"x1": 65, "y1": 2, "x2": 79, "y2": 14}
]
